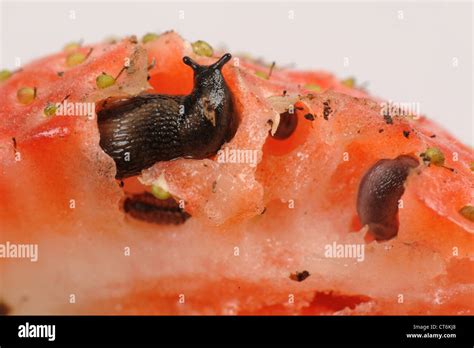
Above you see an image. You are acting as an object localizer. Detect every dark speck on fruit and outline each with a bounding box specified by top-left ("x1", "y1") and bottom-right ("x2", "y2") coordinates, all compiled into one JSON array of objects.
[
  {"x1": 382, "y1": 108, "x2": 393, "y2": 124},
  {"x1": 212, "y1": 181, "x2": 217, "y2": 193},
  {"x1": 290, "y1": 270, "x2": 310, "y2": 282},
  {"x1": 323, "y1": 100, "x2": 332, "y2": 120},
  {"x1": 0, "y1": 300, "x2": 11, "y2": 315}
]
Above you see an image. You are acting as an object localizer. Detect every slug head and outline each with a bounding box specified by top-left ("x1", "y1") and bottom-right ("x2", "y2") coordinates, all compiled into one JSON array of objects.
[
  {"x1": 183, "y1": 53, "x2": 232, "y2": 91},
  {"x1": 180, "y1": 53, "x2": 237, "y2": 158}
]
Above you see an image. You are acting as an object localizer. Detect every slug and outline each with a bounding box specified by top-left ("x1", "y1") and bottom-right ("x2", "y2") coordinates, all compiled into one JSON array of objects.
[
  {"x1": 356, "y1": 155, "x2": 419, "y2": 241},
  {"x1": 123, "y1": 192, "x2": 190, "y2": 225},
  {"x1": 272, "y1": 110, "x2": 298, "y2": 140},
  {"x1": 97, "y1": 53, "x2": 237, "y2": 179}
]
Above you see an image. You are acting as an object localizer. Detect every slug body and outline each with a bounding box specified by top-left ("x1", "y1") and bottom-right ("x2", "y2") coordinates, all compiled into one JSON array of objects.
[
  {"x1": 97, "y1": 53, "x2": 237, "y2": 179},
  {"x1": 356, "y1": 155, "x2": 419, "y2": 241}
]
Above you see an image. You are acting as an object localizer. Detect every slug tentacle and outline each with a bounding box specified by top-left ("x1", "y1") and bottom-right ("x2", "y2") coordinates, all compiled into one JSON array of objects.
[
  {"x1": 97, "y1": 53, "x2": 237, "y2": 179},
  {"x1": 356, "y1": 155, "x2": 419, "y2": 241}
]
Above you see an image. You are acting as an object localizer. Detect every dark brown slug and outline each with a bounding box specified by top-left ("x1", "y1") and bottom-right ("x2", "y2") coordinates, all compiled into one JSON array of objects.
[
  {"x1": 123, "y1": 192, "x2": 190, "y2": 225},
  {"x1": 97, "y1": 53, "x2": 237, "y2": 179},
  {"x1": 357, "y1": 155, "x2": 419, "y2": 241}
]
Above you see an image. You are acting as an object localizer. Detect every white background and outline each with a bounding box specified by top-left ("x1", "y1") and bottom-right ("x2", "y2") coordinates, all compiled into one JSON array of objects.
[{"x1": 1, "y1": 0, "x2": 472, "y2": 145}]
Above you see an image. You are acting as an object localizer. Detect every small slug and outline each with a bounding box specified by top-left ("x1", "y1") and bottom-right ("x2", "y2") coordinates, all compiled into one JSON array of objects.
[
  {"x1": 123, "y1": 192, "x2": 190, "y2": 225},
  {"x1": 98, "y1": 53, "x2": 237, "y2": 179},
  {"x1": 272, "y1": 110, "x2": 298, "y2": 140},
  {"x1": 356, "y1": 155, "x2": 419, "y2": 241}
]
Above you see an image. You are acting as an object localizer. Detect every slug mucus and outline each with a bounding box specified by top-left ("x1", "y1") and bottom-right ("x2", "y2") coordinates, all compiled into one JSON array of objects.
[
  {"x1": 356, "y1": 154, "x2": 419, "y2": 241},
  {"x1": 97, "y1": 53, "x2": 237, "y2": 179}
]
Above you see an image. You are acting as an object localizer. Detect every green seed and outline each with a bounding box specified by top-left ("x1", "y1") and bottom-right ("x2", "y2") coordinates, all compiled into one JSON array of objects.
[
  {"x1": 142, "y1": 33, "x2": 160, "y2": 44},
  {"x1": 191, "y1": 40, "x2": 213, "y2": 57},
  {"x1": 255, "y1": 71, "x2": 268, "y2": 79},
  {"x1": 0, "y1": 69, "x2": 12, "y2": 82},
  {"x1": 423, "y1": 147, "x2": 445, "y2": 166},
  {"x1": 151, "y1": 184, "x2": 171, "y2": 200},
  {"x1": 104, "y1": 36, "x2": 119, "y2": 44},
  {"x1": 66, "y1": 52, "x2": 86, "y2": 67},
  {"x1": 459, "y1": 205, "x2": 474, "y2": 222},
  {"x1": 304, "y1": 83, "x2": 321, "y2": 92},
  {"x1": 63, "y1": 42, "x2": 81, "y2": 53},
  {"x1": 96, "y1": 73, "x2": 116, "y2": 89},
  {"x1": 17, "y1": 87, "x2": 36, "y2": 105},
  {"x1": 43, "y1": 103, "x2": 57, "y2": 117},
  {"x1": 342, "y1": 77, "x2": 356, "y2": 88}
]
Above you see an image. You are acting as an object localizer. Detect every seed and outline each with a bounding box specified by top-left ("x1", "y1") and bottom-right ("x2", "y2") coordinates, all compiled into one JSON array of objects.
[
  {"x1": 43, "y1": 103, "x2": 57, "y2": 117},
  {"x1": 470, "y1": 162, "x2": 474, "y2": 172},
  {"x1": 255, "y1": 62, "x2": 276, "y2": 80},
  {"x1": 104, "y1": 36, "x2": 119, "y2": 44},
  {"x1": 342, "y1": 77, "x2": 355, "y2": 88},
  {"x1": 0, "y1": 69, "x2": 12, "y2": 82},
  {"x1": 421, "y1": 147, "x2": 445, "y2": 166},
  {"x1": 142, "y1": 33, "x2": 160, "y2": 44},
  {"x1": 17, "y1": 87, "x2": 36, "y2": 105},
  {"x1": 63, "y1": 42, "x2": 81, "y2": 53},
  {"x1": 459, "y1": 205, "x2": 474, "y2": 222},
  {"x1": 96, "y1": 73, "x2": 116, "y2": 89},
  {"x1": 66, "y1": 52, "x2": 86, "y2": 67},
  {"x1": 304, "y1": 84, "x2": 321, "y2": 92},
  {"x1": 255, "y1": 71, "x2": 268, "y2": 79},
  {"x1": 151, "y1": 184, "x2": 171, "y2": 200},
  {"x1": 192, "y1": 40, "x2": 213, "y2": 57}
]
